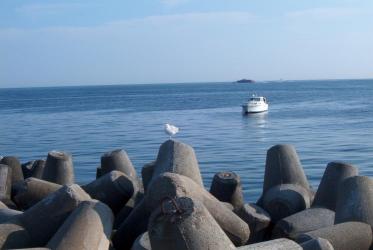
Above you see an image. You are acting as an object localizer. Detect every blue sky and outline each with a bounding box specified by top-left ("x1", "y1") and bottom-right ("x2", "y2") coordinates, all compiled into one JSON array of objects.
[{"x1": 1, "y1": 0, "x2": 373, "y2": 87}]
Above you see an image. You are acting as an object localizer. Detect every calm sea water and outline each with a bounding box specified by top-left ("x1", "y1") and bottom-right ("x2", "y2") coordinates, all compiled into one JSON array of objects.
[{"x1": 1, "y1": 80, "x2": 373, "y2": 202}]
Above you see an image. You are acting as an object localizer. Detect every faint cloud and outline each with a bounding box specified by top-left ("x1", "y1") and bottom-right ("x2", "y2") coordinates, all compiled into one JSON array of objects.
[
  {"x1": 286, "y1": 7, "x2": 365, "y2": 19},
  {"x1": 16, "y1": 3, "x2": 92, "y2": 16},
  {"x1": 114, "y1": 11, "x2": 258, "y2": 26},
  {"x1": 0, "y1": 10, "x2": 260, "y2": 86},
  {"x1": 160, "y1": 0, "x2": 189, "y2": 7},
  {"x1": 1, "y1": 11, "x2": 258, "y2": 34}
]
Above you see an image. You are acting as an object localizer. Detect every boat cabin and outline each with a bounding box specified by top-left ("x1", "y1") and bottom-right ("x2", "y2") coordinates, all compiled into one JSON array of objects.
[{"x1": 249, "y1": 97, "x2": 267, "y2": 103}]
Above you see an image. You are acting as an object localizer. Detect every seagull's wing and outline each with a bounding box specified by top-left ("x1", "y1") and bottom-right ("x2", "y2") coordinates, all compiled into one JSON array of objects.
[{"x1": 164, "y1": 124, "x2": 172, "y2": 135}]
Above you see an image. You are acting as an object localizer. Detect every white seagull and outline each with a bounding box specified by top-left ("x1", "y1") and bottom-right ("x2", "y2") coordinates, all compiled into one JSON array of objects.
[{"x1": 164, "y1": 123, "x2": 179, "y2": 139}]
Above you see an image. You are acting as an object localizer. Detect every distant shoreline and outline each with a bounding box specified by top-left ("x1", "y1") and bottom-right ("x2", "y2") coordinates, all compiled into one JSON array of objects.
[{"x1": 0, "y1": 78, "x2": 372, "y2": 90}]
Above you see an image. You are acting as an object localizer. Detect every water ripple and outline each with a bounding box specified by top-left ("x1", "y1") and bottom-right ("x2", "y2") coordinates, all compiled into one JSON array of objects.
[{"x1": 1, "y1": 80, "x2": 373, "y2": 202}]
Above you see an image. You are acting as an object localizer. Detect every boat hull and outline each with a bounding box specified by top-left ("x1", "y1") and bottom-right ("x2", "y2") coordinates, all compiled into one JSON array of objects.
[{"x1": 242, "y1": 104, "x2": 268, "y2": 114}]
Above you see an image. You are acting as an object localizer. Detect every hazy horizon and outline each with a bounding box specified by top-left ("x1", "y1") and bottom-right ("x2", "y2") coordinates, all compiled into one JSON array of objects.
[
  {"x1": 1, "y1": 77, "x2": 373, "y2": 90},
  {"x1": 1, "y1": 0, "x2": 373, "y2": 88}
]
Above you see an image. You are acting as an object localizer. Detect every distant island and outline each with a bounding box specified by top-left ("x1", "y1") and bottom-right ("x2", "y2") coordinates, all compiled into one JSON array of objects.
[{"x1": 236, "y1": 79, "x2": 255, "y2": 83}]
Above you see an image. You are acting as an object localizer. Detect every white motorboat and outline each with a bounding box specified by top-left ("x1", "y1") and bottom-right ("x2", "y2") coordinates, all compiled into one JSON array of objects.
[{"x1": 242, "y1": 95, "x2": 268, "y2": 113}]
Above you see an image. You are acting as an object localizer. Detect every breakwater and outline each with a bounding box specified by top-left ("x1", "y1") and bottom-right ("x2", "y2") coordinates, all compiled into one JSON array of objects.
[{"x1": 0, "y1": 139, "x2": 372, "y2": 249}]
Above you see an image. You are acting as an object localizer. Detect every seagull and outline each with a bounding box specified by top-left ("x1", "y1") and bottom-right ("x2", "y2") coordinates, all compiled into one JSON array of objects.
[{"x1": 164, "y1": 123, "x2": 179, "y2": 139}]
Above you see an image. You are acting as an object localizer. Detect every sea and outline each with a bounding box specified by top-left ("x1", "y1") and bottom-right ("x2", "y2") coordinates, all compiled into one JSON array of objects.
[{"x1": 1, "y1": 79, "x2": 373, "y2": 202}]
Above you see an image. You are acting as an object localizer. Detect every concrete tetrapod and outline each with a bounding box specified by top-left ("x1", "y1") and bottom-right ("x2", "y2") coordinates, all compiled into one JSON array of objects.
[
  {"x1": 236, "y1": 238, "x2": 302, "y2": 250},
  {"x1": 141, "y1": 161, "x2": 155, "y2": 192},
  {"x1": 313, "y1": 162, "x2": 358, "y2": 210},
  {"x1": 114, "y1": 199, "x2": 136, "y2": 229},
  {"x1": 101, "y1": 149, "x2": 137, "y2": 178},
  {"x1": 0, "y1": 184, "x2": 90, "y2": 248},
  {"x1": 8, "y1": 248, "x2": 51, "y2": 250},
  {"x1": 335, "y1": 176, "x2": 373, "y2": 227},
  {"x1": 0, "y1": 156, "x2": 24, "y2": 184},
  {"x1": 96, "y1": 166, "x2": 102, "y2": 179},
  {"x1": 30, "y1": 160, "x2": 46, "y2": 179},
  {"x1": 13, "y1": 178, "x2": 61, "y2": 210},
  {"x1": 0, "y1": 200, "x2": 7, "y2": 208},
  {"x1": 113, "y1": 173, "x2": 250, "y2": 250},
  {"x1": 0, "y1": 208, "x2": 22, "y2": 223},
  {"x1": 42, "y1": 151, "x2": 75, "y2": 185},
  {"x1": 22, "y1": 160, "x2": 46, "y2": 179},
  {"x1": 17, "y1": 184, "x2": 90, "y2": 247},
  {"x1": 47, "y1": 200, "x2": 113, "y2": 250},
  {"x1": 21, "y1": 161, "x2": 35, "y2": 179},
  {"x1": 296, "y1": 222, "x2": 372, "y2": 250},
  {"x1": 145, "y1": 173, "x2": 250, "y2": 246},
  {"x1": 114, "y1": 188, "x2": 144, "y2": 229},
  {"x1": 210, "y1": 171, "x2": 244, "y2": 209},
  {"x1": 113, "y1": 199, "x2": 150, "y2": 250},
  {"x1": 149, "y1": 196, "x2": 236, "y2": 250},
  {"x1": 272, "y1": 162, "x2": 357, "y2": 239},
  {"x1": 300, "y1": 237, "x2": 334, "y2": 250},
  {"x1": 0, "y1": 164, "x2": 12, "y2": 201},
  {"x1": 148, "y1": 140, "x2": 203, "y2": 187},
  {"x1": 234, "y1": 203, "x2": 271, "y2": 243},
  {"x1": 261, "y1": 184, "x2": 311, "y2": 222},
  {"x1": 0, "y1": 223, "x2": 31, "y2": 249},
  {"x1": 259, "y1": 145, "x2": 312, "y2": 222},
  {"x1": 132, "y1": 232, "x2": 151, "y2": 250},
  {"x1": 272, "y1": 207, "x2": 335, "y2": 239},
  {"x1": 82, "y1": 170, "x2": 135, "y2": 214},
  {"x1": 222, "y1": 201, "x2": 234, "y2": 210},
  {"x1": 261, "y1": 144, "x2": 310, "y2": 195}
]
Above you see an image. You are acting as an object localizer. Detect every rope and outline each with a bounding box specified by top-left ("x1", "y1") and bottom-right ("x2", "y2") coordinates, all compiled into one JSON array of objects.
[{"x1": 160, "y1": 196, "x2": 185, "y2": 215}]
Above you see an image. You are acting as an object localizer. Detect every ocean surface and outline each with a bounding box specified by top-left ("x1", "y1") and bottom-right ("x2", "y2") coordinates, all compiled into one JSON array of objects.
[{"x1": 1, "y1": 79, "x2": 373, "y2": 202}]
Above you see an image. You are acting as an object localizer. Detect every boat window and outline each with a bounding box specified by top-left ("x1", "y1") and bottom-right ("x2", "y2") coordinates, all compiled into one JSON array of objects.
[{"x1": 250, "y1": 97, "x2": 261, "y2": 101}]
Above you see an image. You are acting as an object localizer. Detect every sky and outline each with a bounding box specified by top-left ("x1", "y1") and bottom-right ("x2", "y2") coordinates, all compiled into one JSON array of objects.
[{"x1": 0, "y1": 0, "x2": 373, "y2": 87}]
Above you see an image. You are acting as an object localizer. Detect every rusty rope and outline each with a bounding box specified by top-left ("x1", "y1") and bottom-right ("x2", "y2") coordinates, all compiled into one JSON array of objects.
[{"x1": 160, "y1": 196, "x2": 184, "y2": 215}]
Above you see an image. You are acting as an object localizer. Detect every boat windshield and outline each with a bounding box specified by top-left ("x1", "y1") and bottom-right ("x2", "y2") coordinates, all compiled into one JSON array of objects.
[{"x1": 249, "y1": 97, "x2": 262, "y2": 102}]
